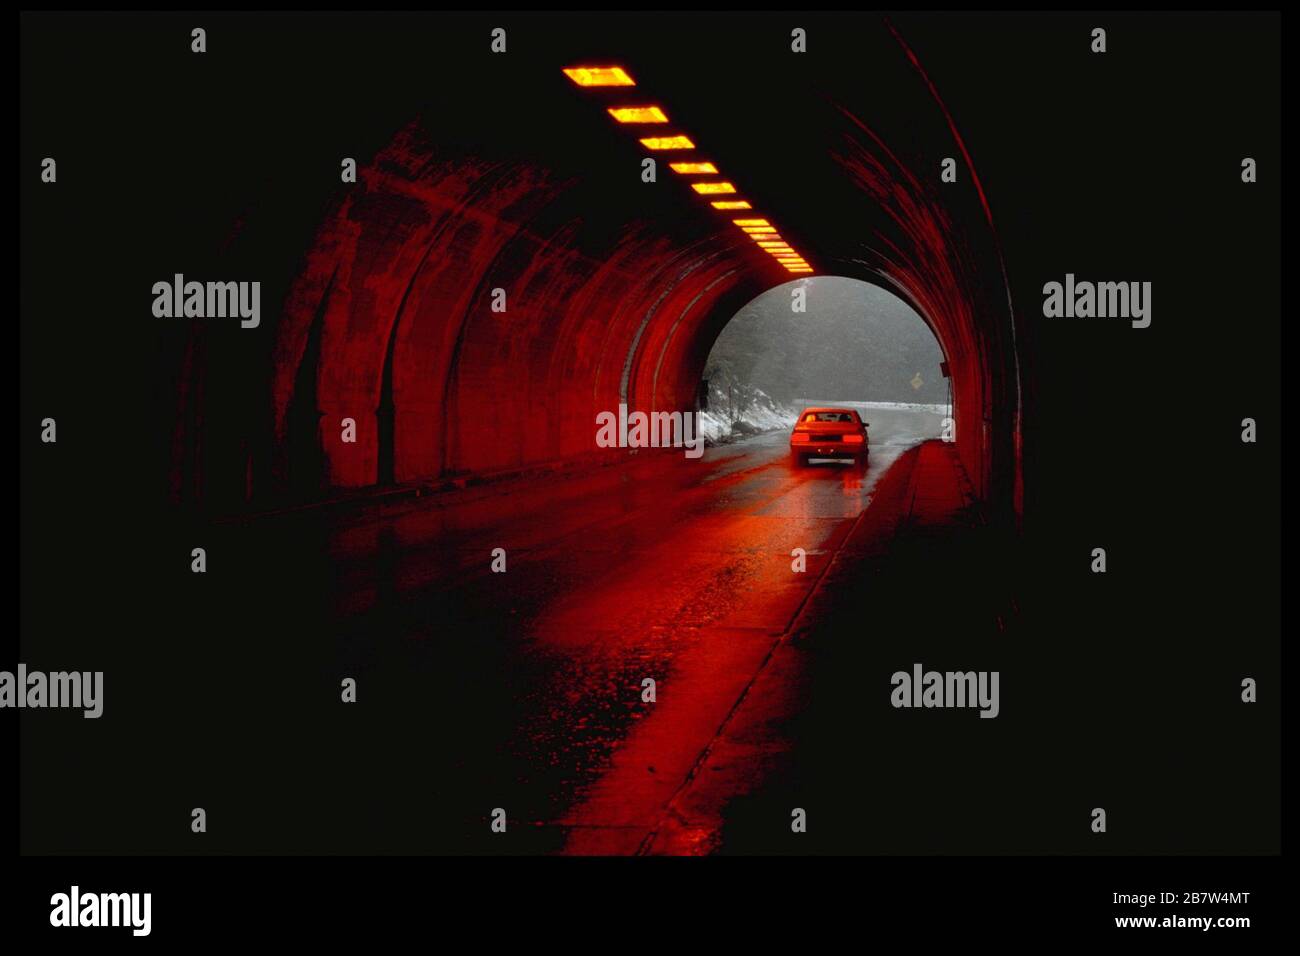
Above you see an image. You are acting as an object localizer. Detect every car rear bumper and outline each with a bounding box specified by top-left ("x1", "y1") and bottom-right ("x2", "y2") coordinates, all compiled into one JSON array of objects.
[{"x1": 791, "y1": 442, "x2": 866, "y2": 457}]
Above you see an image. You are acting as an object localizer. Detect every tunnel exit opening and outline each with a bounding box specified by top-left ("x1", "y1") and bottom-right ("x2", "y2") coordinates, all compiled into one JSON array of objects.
[{"x1": 698, "y1": 276, "x2": 952, "y2": 450}]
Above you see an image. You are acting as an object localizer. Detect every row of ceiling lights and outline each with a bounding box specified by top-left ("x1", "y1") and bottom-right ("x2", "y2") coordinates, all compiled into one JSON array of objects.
[{"x1": 562, "y1": 66, "x2": 813, "y2": 275}]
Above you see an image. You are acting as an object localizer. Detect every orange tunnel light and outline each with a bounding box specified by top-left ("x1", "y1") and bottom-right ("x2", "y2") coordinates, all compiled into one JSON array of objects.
[
  {"x1": 732, "y1": 219, "x2": 770, "y2": 227},
  {"x1": 756, "y1": 241, "x2": 790, "y2": 248},
  {"x1": 710, "y1": 200, "x2": 751, "y2": 209},
  {"x1": 742, "y1": 226, "x2": 776, "y2": 234},
  {"x1": 563, "y1": 66, "x2": 636, "y2": 87},
  {"x1": 692, "y1": 182, "x2": 737, "y2": 195},
  {"x1": 608, "y1": 106, "x2": 668, "y2": 123},
  {"x1": 669, "y1": 162, "x2": 718, "y2": 174},
  {"x1": 640, "y1": 135, "x2": 695, "y2": 150}
]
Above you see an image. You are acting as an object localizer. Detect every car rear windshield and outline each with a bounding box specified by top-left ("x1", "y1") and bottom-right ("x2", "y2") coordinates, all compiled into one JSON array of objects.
[{"x1": 803, "y1": 412, "x2": 856, "y2": 423}]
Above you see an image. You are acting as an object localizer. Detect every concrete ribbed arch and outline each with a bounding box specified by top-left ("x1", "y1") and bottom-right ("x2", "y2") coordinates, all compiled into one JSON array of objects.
[{"x1": 270, "y1": 122, "x2": 770, "y2": 487}]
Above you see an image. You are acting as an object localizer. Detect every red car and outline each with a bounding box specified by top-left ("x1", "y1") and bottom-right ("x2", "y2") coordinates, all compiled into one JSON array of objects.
[{"x1": 790, "y1": 407, "x2": 869, "y2": 467}]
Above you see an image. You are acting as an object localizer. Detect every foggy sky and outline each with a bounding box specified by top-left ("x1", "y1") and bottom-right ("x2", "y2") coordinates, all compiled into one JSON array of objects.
[{"x1": 704, "y1": 276, "x2": 948, "y2": 404}]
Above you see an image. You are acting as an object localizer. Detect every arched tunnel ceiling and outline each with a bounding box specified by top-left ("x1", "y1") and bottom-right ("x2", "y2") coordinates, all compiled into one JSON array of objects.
[{"x1": 171, "y1": 14, "x2": 1022, "y2": 517}]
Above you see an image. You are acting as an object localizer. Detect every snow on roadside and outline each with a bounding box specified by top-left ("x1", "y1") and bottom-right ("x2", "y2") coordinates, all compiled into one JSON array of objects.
[
  {"x1": 700, "y1": 383, "x2": 797, "y2": 444},
  {"x1": 699, "y1": 391, "x2": 950, "y2": 446}
]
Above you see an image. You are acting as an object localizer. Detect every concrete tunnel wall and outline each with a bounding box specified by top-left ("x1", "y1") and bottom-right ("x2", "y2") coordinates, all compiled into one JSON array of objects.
[
  {"x1": 266, "y1": 120, "x2": 770, "y2": 491},
  {"x1": 168, "y1": 34, "x2": 1023, "y2": 521}
]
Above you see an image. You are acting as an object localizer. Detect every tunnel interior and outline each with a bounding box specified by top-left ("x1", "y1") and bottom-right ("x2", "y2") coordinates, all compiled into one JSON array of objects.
[
  {"x1": 156, "y1": 17, "x2": 1022, "y2": 521},
  {"x1": 19, "y1": 10, "x2": 1283, "y2": 868}
]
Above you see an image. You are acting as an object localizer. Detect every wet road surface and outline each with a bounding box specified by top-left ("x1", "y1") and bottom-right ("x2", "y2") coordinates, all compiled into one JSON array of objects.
[{"x1": 204, "y1": 405, "x2": 945, "y2": 853}]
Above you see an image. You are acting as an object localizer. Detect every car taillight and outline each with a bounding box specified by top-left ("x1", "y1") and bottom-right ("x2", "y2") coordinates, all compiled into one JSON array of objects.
[
  {"x1": 844, "y1": 434, "x2": 864, "y2": 443},
  {"x1": 791, "y1": 432, "x2": 809, "y2": 442}
]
